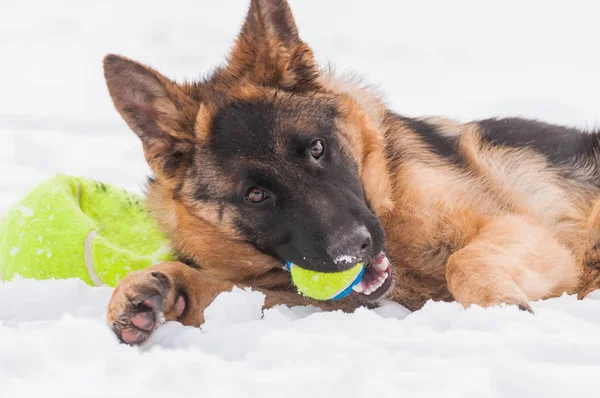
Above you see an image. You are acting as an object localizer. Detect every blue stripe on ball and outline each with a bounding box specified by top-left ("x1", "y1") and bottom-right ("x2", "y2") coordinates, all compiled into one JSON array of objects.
[{"x1": 331, "y1": 266, "x2": 366, "y2": 300}]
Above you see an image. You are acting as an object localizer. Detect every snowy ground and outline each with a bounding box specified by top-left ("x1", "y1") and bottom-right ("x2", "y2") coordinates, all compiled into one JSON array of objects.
[{"x1": 2, "y1": 0, "x2": 600, "y2": 396}]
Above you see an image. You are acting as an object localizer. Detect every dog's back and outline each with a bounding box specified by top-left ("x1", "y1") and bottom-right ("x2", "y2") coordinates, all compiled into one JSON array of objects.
[{"x1": 375, "y1": 112, "x2": 600, "y2": 309}]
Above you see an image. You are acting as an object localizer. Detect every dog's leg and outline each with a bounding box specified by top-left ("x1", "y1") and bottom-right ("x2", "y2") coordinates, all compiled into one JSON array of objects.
[
  {"x1": 445, "y1": 215, "x2": 580, "y2": 312},
  {"x1": 107, "y1": 261, "x2": 359, "y2": 345}
]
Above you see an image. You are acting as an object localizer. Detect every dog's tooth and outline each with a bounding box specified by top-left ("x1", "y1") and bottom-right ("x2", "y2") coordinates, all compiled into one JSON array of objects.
[
  {"x1": 383, "y1": 272, "x2": 389, "y2": 280},
  {"x1": 373, "y1": 256, "x2": 389, "y2": 271},
  {"x1": 352, "y1": 282, "x2": 365, "y2": 293},
  {"x1": 364, "y1": 289, "x2": 372, "y2": 296}
]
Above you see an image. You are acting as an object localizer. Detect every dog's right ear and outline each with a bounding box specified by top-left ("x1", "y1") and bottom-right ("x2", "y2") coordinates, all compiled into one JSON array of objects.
[
  {"x1": 103, "y1": 54, "x2": 199, "y2": 183},
  {"x1": 226, "y1": 0, "x2": 320, "y2": 92}
]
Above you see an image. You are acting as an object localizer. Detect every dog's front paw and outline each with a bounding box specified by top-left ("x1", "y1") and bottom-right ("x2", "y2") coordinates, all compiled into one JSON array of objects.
[{"x1": 107, "y1": 269, "x2": 186, "y2": 345}]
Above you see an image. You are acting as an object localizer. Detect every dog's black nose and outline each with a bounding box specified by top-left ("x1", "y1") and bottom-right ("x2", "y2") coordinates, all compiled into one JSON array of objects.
[{"x1": 326, "y1": 225, "x2": 372, "y2": 265}]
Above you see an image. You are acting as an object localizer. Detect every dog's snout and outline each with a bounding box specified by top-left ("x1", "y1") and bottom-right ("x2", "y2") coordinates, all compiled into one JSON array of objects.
[{"x1": 326, "y1": 225, "x2": 372, "y2": 265}]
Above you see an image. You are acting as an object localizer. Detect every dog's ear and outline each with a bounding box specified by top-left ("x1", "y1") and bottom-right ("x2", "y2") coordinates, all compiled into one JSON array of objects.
[
  {"x1": 103, "y1": 54, "x2": 199, "y2": 184},
  {"x1": 227, "y1": 0, "x2": 320, "y2": 92}
]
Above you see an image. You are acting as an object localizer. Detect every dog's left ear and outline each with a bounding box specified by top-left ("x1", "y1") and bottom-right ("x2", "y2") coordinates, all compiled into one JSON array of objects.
[{"x1": 227, "y1": 0, "x2": 320, "y2": 92}]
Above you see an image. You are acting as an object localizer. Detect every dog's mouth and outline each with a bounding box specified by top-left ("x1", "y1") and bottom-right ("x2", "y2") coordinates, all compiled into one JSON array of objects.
[{"x1": 351, "y1": 252, "x2": 393, "y2": 301}]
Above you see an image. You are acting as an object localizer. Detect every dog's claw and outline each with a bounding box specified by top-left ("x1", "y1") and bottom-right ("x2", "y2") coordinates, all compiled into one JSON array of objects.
[{"x1": 518, "y1": 303, "x2": 534, "y2": 314}]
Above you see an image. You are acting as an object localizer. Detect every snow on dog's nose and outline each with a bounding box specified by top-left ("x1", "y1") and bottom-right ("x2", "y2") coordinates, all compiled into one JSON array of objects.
[{"x1": 327, "y1": 225, "x2": 372, "y2": 267}]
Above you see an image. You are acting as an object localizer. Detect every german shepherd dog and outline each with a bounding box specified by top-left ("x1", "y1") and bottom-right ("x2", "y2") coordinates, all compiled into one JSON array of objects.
[{"x1": 104, "y1": 0, "x2": 600, "y2": 345}]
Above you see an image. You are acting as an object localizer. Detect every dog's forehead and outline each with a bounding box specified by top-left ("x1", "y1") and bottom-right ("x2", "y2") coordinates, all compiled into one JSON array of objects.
[{"x1": 207, "y1": 95, "x2": 338, "y2": 160}]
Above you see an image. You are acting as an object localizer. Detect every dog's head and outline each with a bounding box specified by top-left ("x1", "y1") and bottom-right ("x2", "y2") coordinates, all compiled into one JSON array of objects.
[{"x1": 103, "y1": 0, "x2": 395, "y2": 301}]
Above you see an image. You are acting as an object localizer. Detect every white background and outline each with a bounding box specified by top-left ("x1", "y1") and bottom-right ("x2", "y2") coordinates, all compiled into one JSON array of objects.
[{"x1": 2, "y1": 1, "x2": 600, "y2": 396}]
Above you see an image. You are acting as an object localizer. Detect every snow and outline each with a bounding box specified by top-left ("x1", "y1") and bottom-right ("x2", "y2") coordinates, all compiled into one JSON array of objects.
[
  {"x1": 3, "y1": 278, "x2": 600, "y2": 397},
  {"x1": 335, "y1": 255, "x2": 358, "y2": 264},
  {"x1": 2, "y1": 0, "x2": 600, "y2": 396}
]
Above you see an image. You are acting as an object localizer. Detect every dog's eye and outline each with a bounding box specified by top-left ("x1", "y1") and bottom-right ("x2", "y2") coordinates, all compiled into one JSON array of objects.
[
  {"x1": 247, "y1": 187, "x2": 270, "y2": 203},
  {"x1": 309, "y1": 139, "x2": 324, "y2": 159}
]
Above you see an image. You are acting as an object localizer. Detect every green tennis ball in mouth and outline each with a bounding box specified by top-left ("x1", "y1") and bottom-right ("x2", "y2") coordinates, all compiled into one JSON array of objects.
[
  {"x1": 0, "y1": 174, "x2": 174, "y2": 286},
  {"x1": 285, "y1": 261, "x2": 365, "y2": 301}
]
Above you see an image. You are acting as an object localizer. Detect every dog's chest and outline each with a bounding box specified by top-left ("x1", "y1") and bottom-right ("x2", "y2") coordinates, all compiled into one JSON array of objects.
[{"x1": 383, "y1": 204, "x2": 471, "y2": 280}]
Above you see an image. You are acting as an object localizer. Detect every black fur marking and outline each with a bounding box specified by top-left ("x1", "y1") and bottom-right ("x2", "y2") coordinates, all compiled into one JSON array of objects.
[
  {"x1": 162, "y1": 146, "x2": 195, "y2": 179},
  {"x1": 218, "y1": 203, "x2": 225, "y2": 222},
  {"x1": 191, "y1": 189, "x2": 237, "y2": 205},
  {"x1": 177, "y1": 254, "x2": 202, "y2": 270},
  {"x1": 478, "y1": 118, "x2": 600, "y2": 169},
  {"x1": 210, "y1": 101, "x2": 278, "y2": 161},
  {"x1": 146, "y1": 176, "x2": 156, "y2": 185},
  {"x1": 209, "y1": 99, "x2": 337, "y2": 161},
  {"x1": 172, "y1": 182, "x2": 183, "y2": 200},
  {"x1": 389, "y1": 113, "x2": 464, "y2": 166}
]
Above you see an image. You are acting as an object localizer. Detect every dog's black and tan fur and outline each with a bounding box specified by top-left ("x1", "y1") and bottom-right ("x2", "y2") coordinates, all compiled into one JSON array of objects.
[{"x1": 104, "y1": 0, "x2": 600, "y2": 344}]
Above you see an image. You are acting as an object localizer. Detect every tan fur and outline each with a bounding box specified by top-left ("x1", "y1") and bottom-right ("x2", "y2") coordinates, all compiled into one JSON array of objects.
[
  {"x1": 147, "y1": 182, "x2": 285, "y2": 285},
  {"x1": 421, "y1": 116, "x2": 465, "y2": 137},
  {"x1": 336, "y1": 94, "x2": 395, "y2": 217},
  {"x1": 446, "y1": 215, "x2": 578, "y2": 310},
  {"x1": 319, "y1": 67, "x2": 388, "y2": 134}
]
